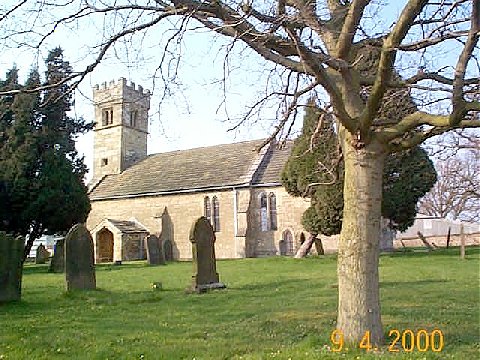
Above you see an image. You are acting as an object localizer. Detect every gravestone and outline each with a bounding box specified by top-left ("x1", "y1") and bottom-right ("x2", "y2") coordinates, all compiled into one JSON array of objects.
[
  {"x1": 163, "y1": 239, "x2": 173, "y2": 261},
  {"x1": 189, "y1": 217, "x2": 225, "y2": 293},
  {"x1": 65, "y1": 224, "x2": 96, "y2": 291},
  {"x1": 0, "y1": 232, "x2": 24, "y2": 302},
  {"x1": 146, "y1": 234, "x2": 166, "y2": 265},
  {"x1": 35, "y1": 243, "x2": 50, "y2": 264},
  {"x1": 48, "y1": 239, "x2": 65, "y2": 273}
]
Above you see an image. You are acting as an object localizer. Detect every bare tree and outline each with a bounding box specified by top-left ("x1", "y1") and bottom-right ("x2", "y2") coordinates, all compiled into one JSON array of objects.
[
  {"x1": 1, "y1": 0, "x2": 479, "y2": 345},
  {"x1": 420, "y1": 147, "x2": 480, "y2": 222}
]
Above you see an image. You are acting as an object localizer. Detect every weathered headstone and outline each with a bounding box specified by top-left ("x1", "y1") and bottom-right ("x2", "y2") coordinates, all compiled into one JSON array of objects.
[
  {"x1": 65, "y1": 224, "x2": 96, "y2": 291},
  {"x1": 146, "y1": 234, "x2": 165, "y2": 265},
  {"x1": 189, "y1": 217, "x2": 225, "y2": 293},
  {"x1": 0, "y1": 232, "x2": 24, "y2": 303},
  {"x1": 163, "y1": 239, "x2": 173, "y2": 261},
  {"x1": 35, "y1": 243, "x2": 50, "y2": 264},
  {"x1": 48, "y1": 239, "x2": 65, "y2": 273}
]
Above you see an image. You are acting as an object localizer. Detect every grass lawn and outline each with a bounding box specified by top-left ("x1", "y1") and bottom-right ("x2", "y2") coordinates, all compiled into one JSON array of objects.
[{"x1": 1, "y1": 247, "x2": 479, "y2": 359}]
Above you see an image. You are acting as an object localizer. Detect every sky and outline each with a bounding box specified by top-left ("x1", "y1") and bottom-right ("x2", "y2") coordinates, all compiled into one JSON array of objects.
[
  {"x1": 0, "y1": 1, "x2": 477, "y2": 183},
  {"x1": 0, "y1": 7, "x2": 291, "y2": 182}
]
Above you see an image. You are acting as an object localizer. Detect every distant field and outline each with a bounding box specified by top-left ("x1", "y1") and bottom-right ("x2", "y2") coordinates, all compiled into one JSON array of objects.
[{"x1": 1, "y1": 247, "x2": 479, "y2": 359}]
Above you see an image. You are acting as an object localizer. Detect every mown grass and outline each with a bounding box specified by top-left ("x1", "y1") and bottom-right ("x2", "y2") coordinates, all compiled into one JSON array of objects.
[{"x1": 1, "y1": 247, "x2": 479, "y2": 359}]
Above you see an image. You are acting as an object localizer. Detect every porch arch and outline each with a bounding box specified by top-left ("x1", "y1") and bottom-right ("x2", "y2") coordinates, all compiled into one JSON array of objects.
[{"x1": 97, "y1": 228, "x2": 114, "y2": 263}]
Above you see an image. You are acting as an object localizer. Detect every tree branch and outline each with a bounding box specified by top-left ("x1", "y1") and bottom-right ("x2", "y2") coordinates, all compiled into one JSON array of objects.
[
  {"x1": 450, "y1": 0, "x2": 480, "y2": 125},
  {"x1": 335, "y1": 0, "x2": 371, "y2": 59},
  {"x1": 360, "y1": 0, "x2": 429, "y2": 131}
]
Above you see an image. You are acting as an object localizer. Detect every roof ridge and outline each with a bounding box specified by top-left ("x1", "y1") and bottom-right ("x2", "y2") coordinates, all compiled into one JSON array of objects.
[{"x1": 147, "y1": 138, "x2": 266, "y2": 157}]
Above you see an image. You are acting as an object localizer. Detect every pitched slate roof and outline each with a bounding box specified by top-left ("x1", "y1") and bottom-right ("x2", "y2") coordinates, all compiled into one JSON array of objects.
[
  {"x1": 107, "y1": 219, "x2": 148, "y2": 233},
  {"x1": 90, "y1": 139, "x2": 259, "y2": 199},
  {"x1": 89, "y1": 139, "x2": 294, "y2": 200},
  {"x1": 252, "y1": 141, "x2": 293, "y2": 185}
]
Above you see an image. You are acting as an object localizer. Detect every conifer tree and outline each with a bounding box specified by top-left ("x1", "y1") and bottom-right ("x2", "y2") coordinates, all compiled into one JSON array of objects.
[
  {"x1": 282, "y1": 99, "x2": 343, "y2": 240},
  {"x1": 0, "y1": 48, "x2": 93, "y2": 260},
  {"x1": 282, "y1": 100, "x2": 437, "y2": 241}
]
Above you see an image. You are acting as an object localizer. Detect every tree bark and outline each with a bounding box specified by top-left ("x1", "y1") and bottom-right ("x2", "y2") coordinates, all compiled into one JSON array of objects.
[
  {"x1": 417, "y1": 231, "x2": 434, "y2": 251},
  {"x1": 22, "y1": 224, "x2": 43, "y2": 262},
  {"x1": 460, "y1": 224, "x2": 465, "y2": 259},
  {"x1": 446, "y1": 227, "x2": 451, "y2": 249},
  {"x1": 336, "y1": 137, "x2": 385, "y2": 346},
  {"x1": 314, "y1": 237, "x2": 325, "y2": 255},
  {"x1": 294, "y1": 234, "x2": 316, "y2": 258}
]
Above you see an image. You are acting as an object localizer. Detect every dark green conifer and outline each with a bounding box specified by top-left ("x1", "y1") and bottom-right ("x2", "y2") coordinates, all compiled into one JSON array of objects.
[
  {"x1": 282, "y1": 99, "x2": 436, "y2": 239},
  {"x1": 0, "y1": 48, "x2": 93, "y2": 260}
]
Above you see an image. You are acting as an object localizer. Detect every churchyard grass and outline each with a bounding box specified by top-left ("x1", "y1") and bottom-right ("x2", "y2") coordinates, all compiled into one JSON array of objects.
[{"x1": 1, "y1": 247, "x2": 478, "y2": 359}]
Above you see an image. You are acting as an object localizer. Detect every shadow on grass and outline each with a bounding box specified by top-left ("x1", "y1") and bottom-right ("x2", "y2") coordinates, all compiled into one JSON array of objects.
[
  {"x1": 381, "y1": 279, "x2": 449, "y2": 287},
  {"x1": 385, "y1": 246, "x2": 480, "y2": 258},
  {"x1": 22, "y1": 263, "x2": 51, "y2": 274},
  {"x1": 95, "y1": 261, "x2": 151, "y2": 271},
  {"x1": 232, "y1": 278, "x2": 315, "y2": 292}
]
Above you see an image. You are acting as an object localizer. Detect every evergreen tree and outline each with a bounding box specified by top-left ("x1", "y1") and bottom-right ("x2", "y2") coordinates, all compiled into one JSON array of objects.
[
  {"x1": 282, "y1": 99, "x2": 343, "y2": 237},
  {"x1": 0, "y1": 48, "x2": 93, "y2": 260},
  {"x1": 282, "y1": 100, "x2": 437, "y2": 239}
]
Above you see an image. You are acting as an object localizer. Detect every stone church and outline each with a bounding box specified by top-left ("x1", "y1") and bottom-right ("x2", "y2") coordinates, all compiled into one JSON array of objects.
[{"x1": 86, "y1": 78, "x2": 311, "y2": 262}]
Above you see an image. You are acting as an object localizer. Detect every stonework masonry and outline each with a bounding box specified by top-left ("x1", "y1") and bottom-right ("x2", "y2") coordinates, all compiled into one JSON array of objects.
[
  {"x1": 92, "y1": 78, "x2": 150, "y2": 182},
  {"x1": 87, "y1": 78, "x2": 314, "y2": 261},
  {"x1": 87, "y1": 187, "x2": 311, "y2": 260}
]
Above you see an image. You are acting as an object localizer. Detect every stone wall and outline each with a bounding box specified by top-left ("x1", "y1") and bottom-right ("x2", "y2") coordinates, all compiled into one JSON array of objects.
[
  {"x1": 394, "y1": 232, "x2": 480, "y2": 249},
  {"x1": 88, "y1": 190, "x2": 237, "y2": 259},
  {"x1": 122, "y1": 126, "x2": 147, "y2": 170},
  {"x1": 246, "y1": 187, "x2": 310, "y2": 257},
  {"x1": 93, "y1": 125, "x2": 123, "y2": 178},
  {"x1": 92, "y1": 78, "x2": 150, "y2": 180},
  {"x1": 87, "y1": 185, "x2": 310, "y2": 260}
]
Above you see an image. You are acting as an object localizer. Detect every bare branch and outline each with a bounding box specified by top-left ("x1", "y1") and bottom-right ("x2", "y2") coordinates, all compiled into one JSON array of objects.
[
  {"x1": 360, "y1": 0, "x2": 429, "y2": 131},
  {"x1": 335, "y1": 0, "x2": 371, "y2": 59}
]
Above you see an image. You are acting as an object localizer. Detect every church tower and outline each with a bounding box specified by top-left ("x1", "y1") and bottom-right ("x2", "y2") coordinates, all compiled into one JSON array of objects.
[{"x1": 92, "y1": 78, "x2": 151, "y2": 181}]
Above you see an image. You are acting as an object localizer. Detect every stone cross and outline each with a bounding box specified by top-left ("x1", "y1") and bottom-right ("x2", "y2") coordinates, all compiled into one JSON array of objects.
[
  {"x1": 35, "y1": 243, "x2": 50, "y2": 264},
  {"x1": 0, "y1": 232, "x2": 24, "y2": 303},
  {"x1": 189, "y1": 217, "x2": 225, "y2": 293},
  {"x1": 65, "y1": 224, "x2": 96, "y2": 291},
  {"x1": 146, "y1": 234, "x2": 166, "y2": 265},
  {"x1": 48, "y1": 238, "x2": 65, "y2": 273}
]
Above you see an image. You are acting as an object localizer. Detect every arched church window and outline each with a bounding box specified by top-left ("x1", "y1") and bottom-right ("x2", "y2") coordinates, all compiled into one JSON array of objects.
[
  {"x1": 212, "y1": 196, "x2": 220, "y2": 232},
  {"x1": 260, "y1": 192, "x2": 268, "y2": 231},
  {"x1": 204, "y1": 196, "x2": 211, "y2": 223},
  {"x1": 281, "y1": 229, "x2": 294, "y2": 256},
  {"x1": 268, "y1": 193, "x2": 277, "y2": 230}
]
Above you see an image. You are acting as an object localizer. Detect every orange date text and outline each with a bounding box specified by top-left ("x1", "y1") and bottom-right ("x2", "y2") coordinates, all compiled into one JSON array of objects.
[{"x1": 329, "y1": 329, "x2": 444, "y2": 352}]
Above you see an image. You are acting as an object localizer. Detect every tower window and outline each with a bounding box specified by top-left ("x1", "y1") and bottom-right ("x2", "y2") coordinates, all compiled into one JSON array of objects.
[
  {"x1": 102, "y1": 108, "x2": 113, "y2": 126},
  {"x1": 101, "y1": 158, "x2": 108, "y2": 166},
  {"x1": 130, "y1": 110, "x2": 138, "y2": 127}
]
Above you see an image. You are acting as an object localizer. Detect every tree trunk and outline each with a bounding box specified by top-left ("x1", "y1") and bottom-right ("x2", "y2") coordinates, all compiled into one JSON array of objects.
[
  {"x1": 417, "y1": 231, "x2": 434, "y2": 251},
  {"x1": 294, "y1": 234, "x2": 316, "y2": 258},
  {"x1": 22, "y1": 224, "x2": 42, "y2": 262},
  {"x1": 336, "y1": 138, "x2": 385, "y2": 346},
  {"x1": 314, "y1": 237, "x2": 325, "y2": 255},
  {"x1": 460, "y1": 224, "x2": 465, "y2": 259}
]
